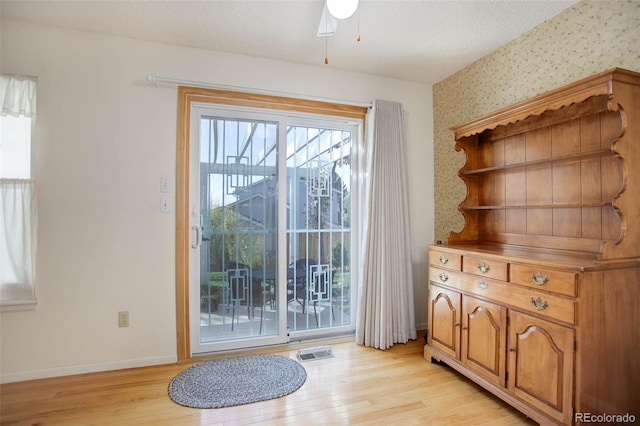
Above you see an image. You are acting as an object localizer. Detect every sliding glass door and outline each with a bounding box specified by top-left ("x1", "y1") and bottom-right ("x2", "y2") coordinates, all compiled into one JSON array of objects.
[{"x1": 189, "y1": 104, "x2": 358, "y2": 353}]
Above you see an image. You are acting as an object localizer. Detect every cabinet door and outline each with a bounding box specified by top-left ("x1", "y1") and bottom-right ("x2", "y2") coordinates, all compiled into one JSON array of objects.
[
  {"x1": 461, "y1": 295, "x2": 507, "y2": 387},
  {"x1": 507, "y1": 311, "x2": 574, "y2": 425},
  {"x1": 428, "y1": 284, "x2": 461, "y2": 359}
]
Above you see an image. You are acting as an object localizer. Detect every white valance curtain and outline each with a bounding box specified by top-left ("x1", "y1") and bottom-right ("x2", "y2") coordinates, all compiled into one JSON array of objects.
[
  {"x1": 356, "y1": 99, "x2": 416, "y2": 349},
  {"x1": 1, "y1": 74, "x2": 38, "y2": 307},
  {"x1": 1, "y1": 74, "x2": 37, "y2": 117}
]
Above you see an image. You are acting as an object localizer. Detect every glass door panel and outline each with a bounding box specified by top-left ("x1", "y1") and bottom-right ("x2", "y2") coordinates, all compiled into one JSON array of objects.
[
  {"x1": 190, "y1": 108, "x2": 287, "y2": 353},
  {"x1": 286, "y1": 125, "x2": 353, "y2": 335}
]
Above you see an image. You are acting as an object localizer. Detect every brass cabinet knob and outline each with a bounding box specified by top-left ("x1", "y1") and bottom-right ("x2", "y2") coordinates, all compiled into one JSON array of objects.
[
  {"x1": 477, "y1": 281, "x2": 488, "y2": 290},
  {"x1": 531, "y1": 272, "x2": 549, "y2": 285},
  {"x1": 530, "y1": 296, "x2": 548, "y2": 311},
  {"x1": 478, "y1": 262, "x2": 490, "y2": 273}
]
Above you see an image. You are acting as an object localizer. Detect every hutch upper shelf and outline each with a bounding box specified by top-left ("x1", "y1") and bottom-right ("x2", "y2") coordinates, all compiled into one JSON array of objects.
[{"x1": 448, "y1": 68, "x2": 640, "y2": 263}]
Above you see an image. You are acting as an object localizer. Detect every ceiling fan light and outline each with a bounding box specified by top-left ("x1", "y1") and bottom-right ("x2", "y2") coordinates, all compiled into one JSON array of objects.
[{"x1": 326, "y1": 0, "x2": 359, "y2": 20}]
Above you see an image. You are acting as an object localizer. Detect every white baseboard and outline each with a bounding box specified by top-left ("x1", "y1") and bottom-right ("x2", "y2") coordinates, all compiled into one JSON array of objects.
[
  {"x1": 0, "y1": 355, "x2": 177, "y2": 384},
  {"x1": 415, "y1": 321, "x2": 427, "y2": 333}
]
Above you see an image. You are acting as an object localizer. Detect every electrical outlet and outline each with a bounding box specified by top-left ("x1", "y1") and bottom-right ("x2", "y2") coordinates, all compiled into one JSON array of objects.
[{"x1": 118, "y1": 310, "x2": 129, "y2": 327}]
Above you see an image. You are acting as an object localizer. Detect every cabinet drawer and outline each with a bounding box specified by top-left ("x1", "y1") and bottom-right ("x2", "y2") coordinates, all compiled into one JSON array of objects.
[
  {"x1": 510, "y1": 264, "x2": 577, "y2": 297},
  {"x1": 457, "y1": 275, "x2": 576, "y2": 325},
  {"x1": 508, "y1": 286, "x2": 575, "y2": 325},
  {"x1": 457, "y1": 275, "x2": 509, "y2": 305},
  {"x1": 429, "y1": 267, "x2": 461, "y2": 287},
  {"x1": 429, "y1": 250, "x2": 462, "y2": 271},
  {"x1": 462, "y1": 255, "x2": 508, "y2": 281}
]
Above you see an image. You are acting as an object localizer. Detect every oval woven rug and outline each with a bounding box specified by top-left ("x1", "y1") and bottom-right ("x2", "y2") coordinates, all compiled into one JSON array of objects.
[{"x1": 168, "y1": 354, "x2": 307, "y2": 409}]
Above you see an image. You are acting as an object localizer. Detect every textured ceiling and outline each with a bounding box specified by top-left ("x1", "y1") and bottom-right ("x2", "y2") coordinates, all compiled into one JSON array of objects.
[{"x1": 0, "y1": 0, "x2": 577, "y2": 84}]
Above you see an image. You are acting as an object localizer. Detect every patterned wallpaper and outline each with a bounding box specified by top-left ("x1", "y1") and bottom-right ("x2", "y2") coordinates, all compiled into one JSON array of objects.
[{"x1": 433, "y1": 0, "x2": 640, "y2": 243}]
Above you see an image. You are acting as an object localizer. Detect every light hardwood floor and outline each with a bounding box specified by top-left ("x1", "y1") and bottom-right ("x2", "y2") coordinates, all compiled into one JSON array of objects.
[{"x1": 0, "y1": 334, "x2": 536, "y2": 425}]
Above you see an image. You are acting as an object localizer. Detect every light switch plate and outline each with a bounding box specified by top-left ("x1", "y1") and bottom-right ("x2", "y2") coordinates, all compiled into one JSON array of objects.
[
  {"x1": 161, "y1": 176, "x2": 171, "y2": 193},
  {"x1": 161, "y1": 197, "x2": 170, "y2": 212}
]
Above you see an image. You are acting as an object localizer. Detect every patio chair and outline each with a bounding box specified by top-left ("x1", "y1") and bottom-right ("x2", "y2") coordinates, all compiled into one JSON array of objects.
[{"x1": 287, "y1": 258, "x2": 312, "y2": 311}]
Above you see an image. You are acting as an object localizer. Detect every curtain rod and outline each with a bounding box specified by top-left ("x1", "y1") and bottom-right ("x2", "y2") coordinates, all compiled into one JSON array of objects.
[{"x1": 146, "y1": 75, "x2": 373, "y2": 109}]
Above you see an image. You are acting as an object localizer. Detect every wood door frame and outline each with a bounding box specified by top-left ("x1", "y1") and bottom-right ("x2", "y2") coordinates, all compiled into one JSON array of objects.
[{"x1": 175, "y1": 86, "x2": 367, "y2": 361}]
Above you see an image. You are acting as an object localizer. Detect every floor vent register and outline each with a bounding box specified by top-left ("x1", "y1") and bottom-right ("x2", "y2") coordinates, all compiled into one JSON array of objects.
[{"x1": 296, "y1": 345, "x2": 334, "y2": 361}]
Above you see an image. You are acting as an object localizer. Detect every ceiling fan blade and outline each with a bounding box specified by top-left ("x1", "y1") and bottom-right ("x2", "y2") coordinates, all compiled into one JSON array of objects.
[{"x1": 317, "y1": 3, "x2": 338, "y2": 37}]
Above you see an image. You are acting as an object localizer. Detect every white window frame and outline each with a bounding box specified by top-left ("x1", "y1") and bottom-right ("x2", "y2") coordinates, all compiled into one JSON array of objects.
[{"x1": 1, "y1": 74, "x2": 38, "y2": 311}]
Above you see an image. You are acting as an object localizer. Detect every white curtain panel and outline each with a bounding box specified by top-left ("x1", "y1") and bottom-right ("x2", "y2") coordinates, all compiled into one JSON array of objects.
[
  {"x1": 0, "y1": 179, "x2": 38, "y2": 302},
  {"x1": 356, "y1": 99, "x2": 416, "y2": 349}
]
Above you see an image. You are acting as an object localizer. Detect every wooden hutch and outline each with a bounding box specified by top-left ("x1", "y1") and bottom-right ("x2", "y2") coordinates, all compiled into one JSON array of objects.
[{"x1": 424, "y1": 68, "x2": 640, "y2": 425}]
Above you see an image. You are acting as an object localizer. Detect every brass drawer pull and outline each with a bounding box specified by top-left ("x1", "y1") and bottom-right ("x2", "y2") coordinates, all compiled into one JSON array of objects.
[
  {"x1": 439, "y1": 255, "x2": 449, "y2": 265},
  {"x1": 477, "y1": 281, "x2": 488, "y2": 290},
  {"x1": 531, "y1": 272, "x2": 549, "y2": 286},
  {"x1": 439, "y1": 272, "x2": 449, "y2": 282},
  {"x1": 530, "y1": 297, "x2": 548, "y2": 311},
  {"x1": 477, "y1": 262, "x2": 490, "y2": 274}
]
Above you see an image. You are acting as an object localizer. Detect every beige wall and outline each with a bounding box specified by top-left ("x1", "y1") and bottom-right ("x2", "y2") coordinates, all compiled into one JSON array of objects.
[{"x1": 433, "y1": 0, "x2": 640, "y2": 242}]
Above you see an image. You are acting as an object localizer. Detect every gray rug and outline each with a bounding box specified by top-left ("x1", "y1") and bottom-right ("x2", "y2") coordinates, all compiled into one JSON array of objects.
[{"x1": 168, "y1": 354, "x2": 307, "y2": 409}]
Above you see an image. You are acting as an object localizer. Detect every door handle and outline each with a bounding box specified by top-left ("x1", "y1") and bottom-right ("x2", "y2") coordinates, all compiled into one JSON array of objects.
[{"x1": 192, "y1": 225, "x2": 202, "y2": 248}]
